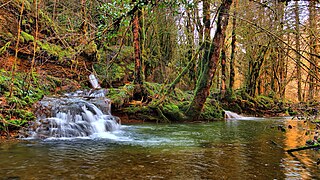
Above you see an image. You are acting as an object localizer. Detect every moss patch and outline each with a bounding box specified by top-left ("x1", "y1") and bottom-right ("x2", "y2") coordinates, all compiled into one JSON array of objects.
[
  {"x1": 21, "y1": 31, "x2": 34, "y2": 42},
  {"x1": 37, "y1": 40, "x2": 75, "y2": 61}
]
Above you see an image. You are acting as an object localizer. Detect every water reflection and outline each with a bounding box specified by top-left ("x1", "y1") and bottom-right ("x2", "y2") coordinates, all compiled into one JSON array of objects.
[
  {"x1": 0, "y1": 118, "x2": 319, "y2": 179},
  {"x1": 282, "y1": 120, "x2": 320, "y2": 179}
]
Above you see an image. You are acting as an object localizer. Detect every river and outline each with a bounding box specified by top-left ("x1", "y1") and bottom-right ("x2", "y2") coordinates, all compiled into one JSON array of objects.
[{"x1": 0, "y1": 118, "x2": 319, "y2": 179}]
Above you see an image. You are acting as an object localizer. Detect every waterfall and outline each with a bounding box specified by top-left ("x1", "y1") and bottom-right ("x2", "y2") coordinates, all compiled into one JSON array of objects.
[
  {"x1": 224, "y1": 111, "x2": 244, "y2": 119},
  {"x1": 25, "y1": 88, "x2": 120, "y2": 139}
]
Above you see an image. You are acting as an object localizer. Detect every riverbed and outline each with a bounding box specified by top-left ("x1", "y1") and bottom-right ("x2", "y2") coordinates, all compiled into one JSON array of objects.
[{"x1": 1, "y1": 117, "x2": 319, "y2": 179}]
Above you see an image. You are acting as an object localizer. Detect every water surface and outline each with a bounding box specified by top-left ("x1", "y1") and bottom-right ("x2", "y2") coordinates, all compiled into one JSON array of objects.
[{"x1": 1, "y1": 118, "x2": 319, "y2": 179}]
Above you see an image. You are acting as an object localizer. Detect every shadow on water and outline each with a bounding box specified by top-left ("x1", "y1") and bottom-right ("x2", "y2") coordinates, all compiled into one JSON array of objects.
[{"x1": 1, "y1": 118, "x2": 320, "y2": 179}]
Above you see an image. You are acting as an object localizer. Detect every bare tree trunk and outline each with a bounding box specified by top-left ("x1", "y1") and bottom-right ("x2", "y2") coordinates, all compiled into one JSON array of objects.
[
  {"x1": 31, "y1": 0, "x2": 40, "y2": 72},
  {"x1": 186, "y1": 0, "x2": 232, "y2": 120},
  {"x1": 294, "y1": 1, "x2": 302, "y2": 102},
  {"x1": 307, "y1": 0, "x2": 317, "y2": 101},
  {"x1": 277, "y1": 2, "x2": 285, "y2": 98}
]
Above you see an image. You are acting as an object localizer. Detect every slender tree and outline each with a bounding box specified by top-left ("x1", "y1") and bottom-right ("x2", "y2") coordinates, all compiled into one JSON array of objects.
[
  {"x1": 307, "y1": 0, "x2": 317, "y2": 101},
  {"x1": 294, "y1": 1, "x2": 302, "y2": 101},
  {"x1": 220, "y1": 46, "x2": 227, "y2": 98}
]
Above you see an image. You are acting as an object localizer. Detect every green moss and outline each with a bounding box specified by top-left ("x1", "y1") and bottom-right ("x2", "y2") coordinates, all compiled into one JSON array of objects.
[
  {"x1": 37, "y1": 40, "x2": 74, "y2": 61},
  {"x1": 28, "y1": 18, "x2": 34, "y2": 24},
  {"x1": 19, "y1": 35, "x2": 24, "y2": 44},
  {"x1": 83, "y1": 41, "x2": 97, "y2": 56},
  {"x1": 38, "y1": 10, "x2": 54, "y2": 28},
  {"x1": 21, "y1": 31, "x2": 34, "y2": 42},
  {"x1": 201, "y1": 100, "x2": 224, "y2": 119},
  {"x1": 162, "y1": 103, "x2": 187, "y2": 121}
]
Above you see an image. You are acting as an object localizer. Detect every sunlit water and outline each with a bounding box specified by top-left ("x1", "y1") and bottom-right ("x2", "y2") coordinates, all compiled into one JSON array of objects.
[{"x1": 1, "y1": 118, "x2": 319, "y2": 179}]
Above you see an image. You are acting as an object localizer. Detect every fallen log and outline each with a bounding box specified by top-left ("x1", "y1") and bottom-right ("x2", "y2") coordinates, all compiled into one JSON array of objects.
[{"x1": 287, "y1": 144, "x2": 320, "y2": 153}]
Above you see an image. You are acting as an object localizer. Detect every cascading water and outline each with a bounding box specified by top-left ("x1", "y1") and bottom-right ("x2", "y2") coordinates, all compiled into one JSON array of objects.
[
  {"x1": 224, "y1": 110, "x2": 244, "y2": 119},
  {"x1": 25, "y1": 75, "x2": 120, "y2": 139}
]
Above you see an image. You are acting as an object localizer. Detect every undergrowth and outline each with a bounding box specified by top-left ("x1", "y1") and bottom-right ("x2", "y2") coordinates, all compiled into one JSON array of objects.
[{"x1": 0, "y1": 69, "x2": 55, "y2": 135}]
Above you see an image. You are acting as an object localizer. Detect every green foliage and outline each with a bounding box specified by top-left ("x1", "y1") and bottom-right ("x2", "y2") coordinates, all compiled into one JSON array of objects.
[
  {"x1": 0, "y1": 69, "x2": 53, "y2": 131},
  {"x1": 95, "y1": 46, "x2": 134, "y2": 85},
  {"x1": 0, "y1": 70, "x2": 10, "y2": 94},
  {"x1": 97, "y1": 0, "x2": 133, "y2": 41},
  {"x1": 225, "y1": 88, "x2": 237, "y2": 102},
  {"x1": 108, "y1": 83, "x2": 135, "y2": 107},
  {"x1": 0, "y1": 42, "x2": 11, "y2": 55},
  {"x1": 201, "y1": 100, "x2": 224, "y2": 120},
  {"x1": 37, "y1": 41, "x2": 74, "y2": 61},
  {"x1": 21, "y1": 31, "x2": 34, "y2": 42},
  {"x1": 109, "y1": 64, "x2": 126, "y2": 80}
]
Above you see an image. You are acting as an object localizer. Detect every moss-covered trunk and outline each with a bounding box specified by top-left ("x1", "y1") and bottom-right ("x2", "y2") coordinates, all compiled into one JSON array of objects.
[{"x1": 186, "y1": 0, "x2": 232, "y2": 120}]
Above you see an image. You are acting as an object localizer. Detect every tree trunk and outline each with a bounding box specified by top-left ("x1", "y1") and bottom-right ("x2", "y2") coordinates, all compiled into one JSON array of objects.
[
  {"x1": 186, "y1": 0, "x2": 233, "y2": 120},
  {"x1": 277, "y1": 1, "x2": 286, "y2": 99},
  {"x1": 220, "y1": 46, "x2": 226, "y2": 98},
  {"x1": 132, "y1": 2, "x2": 143, "y2": 90},
  {"x1": 294, "y1": 1, "x2": 302, "y2": 102},
  {"x1": 131, "y1": 1, "x2": 145, "y2": 100},
  {"x1": 307, "y1": 0, "x2": 317, "y2": 101},
  {"x1": 229, "y1": 0, "x2": 237, "y2": 90}
]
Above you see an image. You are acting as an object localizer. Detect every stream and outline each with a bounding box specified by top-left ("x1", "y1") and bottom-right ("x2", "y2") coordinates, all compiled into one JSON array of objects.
[{"x1": 1, "y1": 118, "x2": 320, "y2": 179}]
